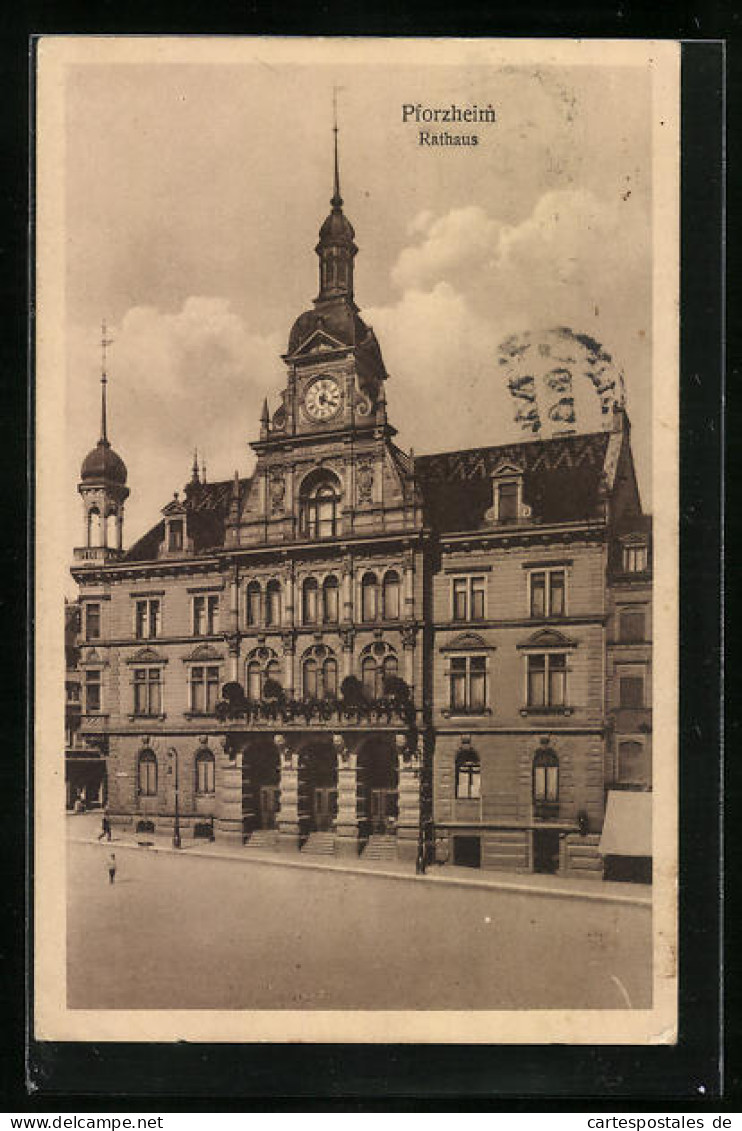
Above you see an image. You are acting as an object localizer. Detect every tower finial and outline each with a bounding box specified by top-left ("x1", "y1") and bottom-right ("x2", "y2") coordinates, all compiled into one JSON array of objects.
[
  {"x1": 331, "y1": 86, "x2": 342, "y2": 209},
  {"x1": 191, "y1": 447, "x2": 200, "y2": 484},
  {"x1": 100, "y1": 319, "x2": 114, "y2": 444}
]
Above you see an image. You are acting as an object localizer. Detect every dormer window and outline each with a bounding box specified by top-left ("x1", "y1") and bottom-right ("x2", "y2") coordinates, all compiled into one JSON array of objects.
[
  {"x1": 497, "y1": 482, "x2": 518, "y2": 523},
  {"x1": 487, "y1": 462, "x2": 528, "y2": 525},
  {"x1": 168, "y1": 519, "x2": 184, "y2": 552}
]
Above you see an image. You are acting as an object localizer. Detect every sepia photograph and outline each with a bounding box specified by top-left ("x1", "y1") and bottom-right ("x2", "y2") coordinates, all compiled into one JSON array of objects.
[{"x1": 34, "y1": 36, "x2": 679, "y2": 1044}]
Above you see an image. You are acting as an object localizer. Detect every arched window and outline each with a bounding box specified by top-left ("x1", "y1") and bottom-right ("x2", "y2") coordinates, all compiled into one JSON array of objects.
[
  {"x1": 246, "y1": 581, "x2": 261, "y2": 627},
  {"x1": 382, "y1": 571, "x2": 401, "y2": 620},
  {"x1": 195, "y1": 748, "x2": 215, "y2": 795},
  {"x1": 300, "y1": 472, "x2": 341, "y2": 540},
  {"x1": 303, "y1": 657, "x2": 318, "y2": 699},
  {"x1": 532, "y1": 747, "x2": 559, "y2": 815},
  {"x1": 265, "y1": 580, "x2": 282, "y2": 627},
  {"x1": 361, "y1": 572, "x2": 379, "y2": 623},
  {"x1": 246, "y1": 660, "x2": 262, "y2": 702},
  {"x1": 322, "y1": 575, "x2": 339, "y2": 623},
  {"x1": 265, "y1": 659, "x2": 281, "y2": 687},
  {"x1": 382, "y1": 653, "x2": 399, "y2": 687},
  {"x1": 361, "y1": 655, "x2": 377, "y2": 701},
  {"x1": 138, "y1": 748, "x2": 157, "y2": 796},
  {"x1": 455, "y1": 748, "x2": 481, "y2": 800},
  {"x1": 302, "y1": 577, "x2": 319, "y2": 625},
  {"x1": 323, "y1": 657, "x2": 338, "y2": 699},
  {"x1": 87, "y1": 507, "x2": 102, "y2": 547},
  {"x1": 106, "y1": 511, "x2": 118, "y2": 549}
]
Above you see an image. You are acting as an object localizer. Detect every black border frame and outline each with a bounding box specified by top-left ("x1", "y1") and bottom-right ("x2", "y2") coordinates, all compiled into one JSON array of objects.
[{"x1": 6, "y1": 18, "x2": 726, "y2": 1108}]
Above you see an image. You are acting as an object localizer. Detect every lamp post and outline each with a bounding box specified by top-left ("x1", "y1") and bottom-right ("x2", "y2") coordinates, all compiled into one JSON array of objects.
[{"x1": 167, "y1": 746, "x2": 181, "y2": 849}]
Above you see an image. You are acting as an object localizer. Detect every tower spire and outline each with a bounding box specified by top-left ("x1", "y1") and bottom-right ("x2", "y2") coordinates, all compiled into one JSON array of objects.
[
  {"x1": 191, "y1": 447, "x2": 200, "y2": 484},
  {"x1": 100, "y1": 319, "x2": 114, "y2": 444},
  {"x1": 332, "y1": 86, "x2": 342, "y2": 209}
]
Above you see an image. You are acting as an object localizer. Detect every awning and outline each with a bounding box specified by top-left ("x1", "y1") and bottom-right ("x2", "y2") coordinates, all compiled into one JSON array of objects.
[{"x1": 599, "y1": 790, "x2": 652, "y2": 857}]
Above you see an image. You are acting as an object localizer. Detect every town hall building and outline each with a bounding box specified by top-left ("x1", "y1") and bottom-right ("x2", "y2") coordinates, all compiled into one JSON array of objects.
[{"x1": 69, "y1": 140, "x2": 653, "y2": 877}]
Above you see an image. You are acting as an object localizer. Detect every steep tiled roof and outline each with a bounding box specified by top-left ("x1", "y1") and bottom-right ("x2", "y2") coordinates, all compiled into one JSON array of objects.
[
  {"x1": 415, "y1": 431, "x2": 611, "y2": 531},
  {"x1": 124, "y1": 477, "x2": 252, "y2": 563}
]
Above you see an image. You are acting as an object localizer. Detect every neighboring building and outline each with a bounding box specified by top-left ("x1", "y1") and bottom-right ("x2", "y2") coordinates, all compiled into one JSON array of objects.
[
  {"x1": 65, "y1": 599, "x2": 106, "y2": 809},
  {"x1": 70, "y1": 149, "x2": 653, "y2": 877},
  {"x1": 601, "y1": 512, "x2": 653, "y2": 880}
]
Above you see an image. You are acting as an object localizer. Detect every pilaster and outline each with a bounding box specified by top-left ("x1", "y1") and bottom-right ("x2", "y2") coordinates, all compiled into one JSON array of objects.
[
  {"x1": 333, "y1": 733, "x2": 360, "y2": 856},
  {"x1": 275, "y1": 734, "x2": 302, "y2": 851},
  {"x1": 396, "y1": 732, "x2": 421, "y2": 862},
  {"x1": 215, "y1": 738, "x2": 245, "y2": 845}
]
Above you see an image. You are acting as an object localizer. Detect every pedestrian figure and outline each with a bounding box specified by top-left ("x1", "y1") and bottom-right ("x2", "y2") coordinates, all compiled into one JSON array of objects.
[
  {"x1": 107, "y1": 852, "x2": 117, "y2": 885},
  {"x1": 97, "y1": 813, "x2": 112, "y2": 841}
]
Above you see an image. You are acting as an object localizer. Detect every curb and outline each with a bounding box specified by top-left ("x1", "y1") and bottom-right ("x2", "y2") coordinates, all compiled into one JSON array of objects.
[{"x1": 69, "y1": 836, "x2": 652, "y2": 909}]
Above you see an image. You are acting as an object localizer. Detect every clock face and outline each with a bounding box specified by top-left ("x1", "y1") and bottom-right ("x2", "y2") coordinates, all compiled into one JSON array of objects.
[{"x1": 304, "y1": 376, "x2": 342, "y2": 422}]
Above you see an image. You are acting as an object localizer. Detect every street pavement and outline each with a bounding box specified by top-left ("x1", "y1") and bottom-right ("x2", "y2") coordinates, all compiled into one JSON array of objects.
[{"x1": 67, "y1": 836, "x2": 652, "y2": 1011}]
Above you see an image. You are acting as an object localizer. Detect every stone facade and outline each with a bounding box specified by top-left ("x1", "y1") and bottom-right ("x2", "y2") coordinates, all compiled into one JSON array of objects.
[{"x1": 70, "y1": 162, "x2": 652, "y2": 877}]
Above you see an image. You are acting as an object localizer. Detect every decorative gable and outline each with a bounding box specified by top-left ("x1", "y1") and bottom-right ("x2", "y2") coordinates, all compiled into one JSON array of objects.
[
  {"x1": 440, "y1": 632, "x2": 495, "y2": 653},
  {"x1": 290, "y1": 328, "x2": 348, "y2": 359},
  {"x1": 491, "y1": 459, "x2": 524, "y2": 479},
  {"x1": 127, "y1": 646, "x2": 168, "y2": 665},
  {"x1": 183, "y1": 644, "x2": 224, "y2": 663},
  {"x1": 517, "y1": 628, "x2": 577, "y2": 650}
]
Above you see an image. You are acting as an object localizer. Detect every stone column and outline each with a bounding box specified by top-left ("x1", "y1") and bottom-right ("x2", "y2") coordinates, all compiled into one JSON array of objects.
[
  {"x1": 341, "y1": 556, "x2": 353, "y2": 622},
  {"x1": 285, "y1": 564, "x2": 295, "y2": 627},
  {"x1": 333, "y1": 734, "x2": 360, "y2": 856},
  {"x1": 403, "y1": 548, "x2": 415, "y2": 618},
  {"x1": 282, "y1": 632, "x2": 296, "y2": 698},
  {"x1": 401, "y1": 623, "x2": 417, "y2": 699},
  {"x1": 396, "y1": 732, "x2": 421, "y2": 862},
  {"x1": 341, "y1": 627, "x2": 355, "y2": 680},
  {"x1": 215, "y1": 737, "x2": 245, "y2": 845},
  {"x1": 227, "y1": 565, "x2": 240, "y2": 680},
  {"x1": 276, "y1": 734, "x2": 302, "y2": 852}
]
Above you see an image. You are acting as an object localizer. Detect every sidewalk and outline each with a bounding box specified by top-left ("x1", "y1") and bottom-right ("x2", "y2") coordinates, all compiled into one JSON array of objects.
[{"x1": 68, "y1": 811, "x2": 652, "y2": 908}]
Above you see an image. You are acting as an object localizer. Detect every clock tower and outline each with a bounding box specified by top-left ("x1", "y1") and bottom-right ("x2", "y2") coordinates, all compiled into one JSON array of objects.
[{"x1": 232, "y1": 120, "x2": 420, "y2": 547}]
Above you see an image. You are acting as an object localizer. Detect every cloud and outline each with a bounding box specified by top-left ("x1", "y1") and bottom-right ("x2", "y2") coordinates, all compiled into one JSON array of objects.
[
  {"x1": 66, "y1": 297, "x2": 284, "y2": 554},
  {"x1": 366, "y1": 282, "x2": 519, "y2": 454},
  {"x1": 391, "y1": 205, "x2": 501, "y2": 293},
  {"x1": 376, "y1": 188, "x2": 651, "y2": 471}
]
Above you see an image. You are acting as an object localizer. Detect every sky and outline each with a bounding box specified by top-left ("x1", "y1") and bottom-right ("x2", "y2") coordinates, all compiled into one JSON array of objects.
[{"x1": 61, "y1": 44, "x2": 655, "y2": 558}]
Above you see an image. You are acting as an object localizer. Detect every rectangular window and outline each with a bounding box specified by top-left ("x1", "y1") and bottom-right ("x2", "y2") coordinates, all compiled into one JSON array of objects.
[
  {"x1": 449, "y1": 655, "x2": 487, "y2": 713},
  {"x1": 619, "y1": 673, "x2": 645, "y2": 708},
  {"x1": 135, "y1": 598, "x2": 161, "y2": 639},
  {"x1": 498, "y1": 482, "x2": 518, "y2": 522},
  {"x1": 133, "y1": 667, "x2": 162, "y2": 716},
  {"x1": 84, "y1": 669, "x2": 101, "y2": 713},
  {"x1": 617, "y1": 739, "x2": 648, "y2": 785},
  {"x1": 193, "y1": 594, "x2": 220, "y2": 636},
  {"x1": 623, "y1": 544, "x2": 648, "y2": 573},
  {"x1": 189, "y1": 665, "x2": 220, "y2": 713},
  {"x1": 452, "y1": 578, "x2": 468, "y2": 621},
  {"x1": 529, "y1": 569, "x2": 566, "y2": 617},
  {"x1": 527, "y1": 653, "x2": 568, "y2": 709},
  {"x1": 168, "y1": 519, "x2": 184, "y2": 552},
  {"x1": 85, "y1": 603, "x2": 101, "y2": 641},
  {"x1": 619, "y1": 608, "x2": 645, "y2": 643},
  {"x1": 451, "y1": 576, "x2": 486, "y2": 621}
]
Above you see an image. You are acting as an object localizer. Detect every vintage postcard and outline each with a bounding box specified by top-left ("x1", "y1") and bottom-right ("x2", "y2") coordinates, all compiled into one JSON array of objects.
[{"x1": 34, "y1": 36, "x2": 679, "y2": 1044}]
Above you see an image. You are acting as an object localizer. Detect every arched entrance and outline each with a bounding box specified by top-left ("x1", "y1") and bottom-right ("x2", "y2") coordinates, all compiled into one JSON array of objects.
[
  {"x1": 300, "y1": 742, "x2": 337, "y2": 832},
  {"x1": 358, "y1": 737, "x2": 398, "y2": 835},
  {"x1": 245, "y1": 736, "x2": 280, "y2": 833}
]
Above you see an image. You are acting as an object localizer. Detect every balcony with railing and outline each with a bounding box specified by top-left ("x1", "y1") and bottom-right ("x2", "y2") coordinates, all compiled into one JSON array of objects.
[{"x1": 214, "y1": 675, "x2": 417, "y2": 732}]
